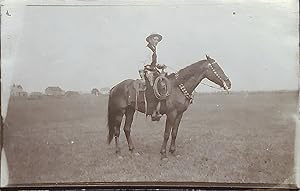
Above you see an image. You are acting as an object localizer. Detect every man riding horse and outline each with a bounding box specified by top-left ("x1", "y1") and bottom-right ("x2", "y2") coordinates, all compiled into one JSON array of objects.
[{"x1": 139, "y1": 33, "x2": 167, "y2": 121}]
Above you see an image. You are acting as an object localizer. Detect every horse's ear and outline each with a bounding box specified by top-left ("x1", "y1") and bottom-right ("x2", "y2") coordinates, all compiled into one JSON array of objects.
[{"x1": 206, "y1": 54, "x2": 210, "y2": 60}]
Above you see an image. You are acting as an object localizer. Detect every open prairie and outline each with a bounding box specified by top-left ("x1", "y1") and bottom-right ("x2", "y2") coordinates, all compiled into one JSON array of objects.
[{"x1": 3, "y1": 91, "x2": 297, "y2": 185}]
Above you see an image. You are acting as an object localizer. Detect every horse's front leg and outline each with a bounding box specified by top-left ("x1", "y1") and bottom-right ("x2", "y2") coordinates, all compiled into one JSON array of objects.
[
  {"x1": 169, "y1": 113, "x2": 183, "y2": 154},
  {"x1": 160, "y1": 110, "x2": 177, "y2": 160}
]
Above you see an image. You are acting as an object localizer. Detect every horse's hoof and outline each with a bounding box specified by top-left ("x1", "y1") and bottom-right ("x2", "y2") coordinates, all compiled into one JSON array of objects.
[
  {"x1": 161, "y1": 153, "x2": 168, "y2": 161},
  {"x1": 169, "y1": 149, "x2": 175, "y2": 154},
  {"x1": 118, "y1": 155, "x2": 123, "y2": 160},
  {"x1": 134, "y1": 152, "x2": 140, "y2": 156}
]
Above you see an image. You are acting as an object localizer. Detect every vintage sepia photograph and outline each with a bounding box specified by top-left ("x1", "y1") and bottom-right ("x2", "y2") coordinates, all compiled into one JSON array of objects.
[{"x1": 0, "y1": 0, "x2": 299, "y2": 188}]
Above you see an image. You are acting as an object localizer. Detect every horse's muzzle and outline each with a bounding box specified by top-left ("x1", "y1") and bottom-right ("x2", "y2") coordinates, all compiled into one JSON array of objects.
[{"x1": 223, "y1": 79, "x2": 231, "y2": 94}]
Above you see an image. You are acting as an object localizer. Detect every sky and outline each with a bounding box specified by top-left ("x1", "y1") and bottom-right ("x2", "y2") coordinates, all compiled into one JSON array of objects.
[{"x1": 1, "y1": 0, "x2": 299, "y2": 94}]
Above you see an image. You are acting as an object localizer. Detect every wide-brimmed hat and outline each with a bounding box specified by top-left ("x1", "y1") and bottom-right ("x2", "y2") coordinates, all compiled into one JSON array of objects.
[{"x1": 146, "y1": 34, "x2": 163, "y2": 43}]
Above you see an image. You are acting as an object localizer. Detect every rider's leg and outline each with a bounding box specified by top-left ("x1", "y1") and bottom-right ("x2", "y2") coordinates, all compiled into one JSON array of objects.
[
  {"x1": 152, "y1": 101, "x2": 162, "y2": 120},
  {"x1": 156, "y1": 101, "x2": 161, "y2": 116},
  {"x1": 139, "y1": 69, "x2": 146, "y2": 85},
  {"x1": 146, "y1": 72, "x2": 154, "y2": 87}
]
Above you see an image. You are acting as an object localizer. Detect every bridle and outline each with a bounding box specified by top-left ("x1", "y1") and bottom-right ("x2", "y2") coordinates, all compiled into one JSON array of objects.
[{"x1": 207, "y1": 61, "x2": 229, "y2": 93}]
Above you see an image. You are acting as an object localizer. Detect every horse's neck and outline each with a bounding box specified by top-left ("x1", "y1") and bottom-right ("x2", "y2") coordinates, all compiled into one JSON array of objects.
[
  {"x1": 183, "y1": 74, "x2": 205, "y2": 93},
  {"x1": 176, "y1": 61, "x2": 207, "y2": 93}
]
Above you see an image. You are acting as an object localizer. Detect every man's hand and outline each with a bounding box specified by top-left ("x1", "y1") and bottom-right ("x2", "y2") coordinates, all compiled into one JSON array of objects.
[{"x1": 157, "y1": 64, "x2": 167, "y2": 69}]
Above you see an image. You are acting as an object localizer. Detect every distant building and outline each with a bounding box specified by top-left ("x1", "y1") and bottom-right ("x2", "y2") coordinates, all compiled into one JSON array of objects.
[
  {"x1": 10, "y1": 84, "x2": 28, "y2": 97},
  {"x1": 65, "y1": 91, "x2": 80, "y2": 97},
  {"x1": 45, "y1": 86, "x2": 64, "y2": 96},
  {"x1": 100, "y1": 87, "x2": 110, "y2": 95},
  {"x1": 30, "y1": 92, "x2": 43, "y2": 98},
  {"x1": 91, "y1": 88, "x2": 100, "y2": 96}
]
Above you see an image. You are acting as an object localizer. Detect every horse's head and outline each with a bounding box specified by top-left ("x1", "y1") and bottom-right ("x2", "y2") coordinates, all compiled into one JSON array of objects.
[{"x1": 204, "y1": 55, "x2": 231, "y2": 93}]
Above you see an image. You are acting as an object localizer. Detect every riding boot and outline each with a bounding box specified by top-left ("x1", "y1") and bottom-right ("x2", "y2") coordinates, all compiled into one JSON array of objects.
[
  {"x1": 139, "y1": 69, "x2": 146, "y2": 88},
  {"x1": 151, "y1": 101, "x2": 162, "y2": 121}
]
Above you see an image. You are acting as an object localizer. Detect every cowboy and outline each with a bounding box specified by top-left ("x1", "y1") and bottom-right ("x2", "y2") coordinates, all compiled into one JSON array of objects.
[
  {"x1": 139, "y1": 33, "x2": 166, "y2": 121},
  {"x1": 139, "y1": 34, "x2": 166, "y2": 86}
]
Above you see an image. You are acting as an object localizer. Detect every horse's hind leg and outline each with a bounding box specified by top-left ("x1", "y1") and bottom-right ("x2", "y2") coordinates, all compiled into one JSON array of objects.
[
  {"x1": 124, "y1": 107, "x2": 135, "y2": 152},
  {"x1": 114, "y1": 112, "x2": 124, "y2": 154}
]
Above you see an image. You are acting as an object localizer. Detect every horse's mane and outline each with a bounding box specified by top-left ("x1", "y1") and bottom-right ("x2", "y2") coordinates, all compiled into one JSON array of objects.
[{"x1": 167, "y1": 59, "x2": 207, "y2": 84}]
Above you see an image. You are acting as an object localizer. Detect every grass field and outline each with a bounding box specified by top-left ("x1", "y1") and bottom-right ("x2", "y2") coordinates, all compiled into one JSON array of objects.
[{"x1": 3, "y1": 91, "x2": 298, "y2": 185}]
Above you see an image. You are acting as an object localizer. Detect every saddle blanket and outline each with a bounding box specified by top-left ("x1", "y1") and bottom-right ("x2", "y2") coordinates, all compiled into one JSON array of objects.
[{"x1": 128, "y1": 79, "x2": 146, "y2": 104}]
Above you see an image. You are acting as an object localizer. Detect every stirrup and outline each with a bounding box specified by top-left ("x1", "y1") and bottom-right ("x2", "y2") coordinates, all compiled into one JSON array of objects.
[{"x1": 151, "y1": 112, "x2": 162, "y2": 121}]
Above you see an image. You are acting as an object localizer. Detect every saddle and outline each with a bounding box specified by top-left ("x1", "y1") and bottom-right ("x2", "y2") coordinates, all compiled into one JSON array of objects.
[{"x1": 128, "y1": 74, "x2": 171, "y2": 112}]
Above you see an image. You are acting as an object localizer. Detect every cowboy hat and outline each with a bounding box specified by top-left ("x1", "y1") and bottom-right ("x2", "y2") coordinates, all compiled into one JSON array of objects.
[{"x1": 146, "y1": 33, "x2": 163, "y2": 43}]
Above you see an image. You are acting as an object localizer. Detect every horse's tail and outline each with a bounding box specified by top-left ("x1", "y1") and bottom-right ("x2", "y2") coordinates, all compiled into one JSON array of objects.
[{"x1": 107, "y1": 90, "x2": 115, "y2": 144}]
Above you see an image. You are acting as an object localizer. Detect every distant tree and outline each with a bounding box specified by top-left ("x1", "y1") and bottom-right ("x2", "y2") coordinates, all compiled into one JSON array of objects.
[
  {"x1": 100, "y1": 87, "x2": 110, "y2": 95},
  {"x1": 65, "y1": 91, "x2": 80, "y2": 97},
  {"x1": 45, "y1": 86, "x2": 65, "y2": 96},
  {"x1": 91, "y1": 88, "x2": 100, "y2": 96}
]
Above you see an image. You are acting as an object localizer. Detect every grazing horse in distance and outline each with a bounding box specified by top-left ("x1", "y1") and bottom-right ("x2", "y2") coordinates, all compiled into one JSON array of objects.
[{"x1": 107, "y1": 55, "x2": 231, "y2": 159}]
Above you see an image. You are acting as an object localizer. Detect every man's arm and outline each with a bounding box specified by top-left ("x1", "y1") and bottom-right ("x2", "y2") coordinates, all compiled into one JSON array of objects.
[{"x1": 156, "y1": 63, "x2": 166, "y2": 69}]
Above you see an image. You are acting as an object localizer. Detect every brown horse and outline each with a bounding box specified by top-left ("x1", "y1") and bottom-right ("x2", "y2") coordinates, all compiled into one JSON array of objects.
[{"x1": 107, "y1": 55, "x2": 231, "y2": 159}]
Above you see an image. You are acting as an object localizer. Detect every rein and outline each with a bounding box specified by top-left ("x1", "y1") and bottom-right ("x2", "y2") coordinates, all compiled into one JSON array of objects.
[{"x1": 200, "y1": 82, "x2": 223, "y2": 90}]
